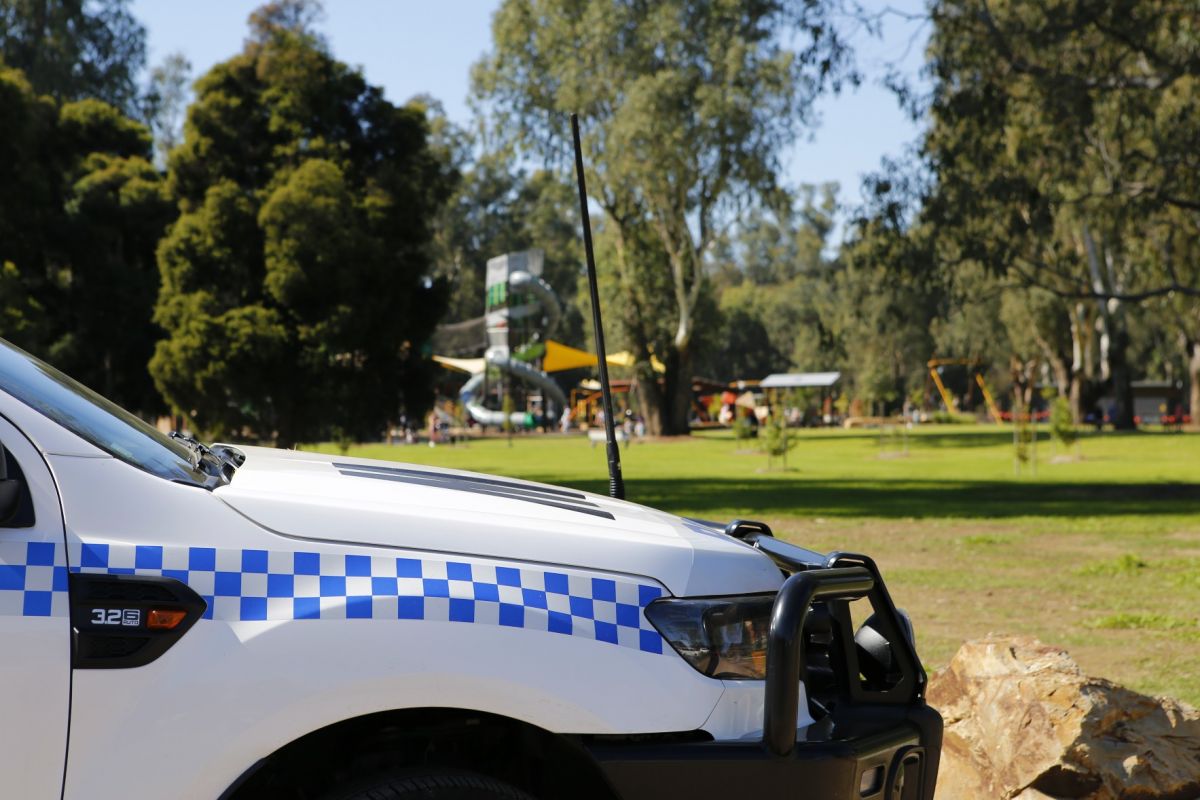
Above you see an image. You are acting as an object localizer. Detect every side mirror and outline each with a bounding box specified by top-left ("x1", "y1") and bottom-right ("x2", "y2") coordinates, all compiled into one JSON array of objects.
[{"x1": 0, "y1": 446, "x2": 23, "y2": 525}]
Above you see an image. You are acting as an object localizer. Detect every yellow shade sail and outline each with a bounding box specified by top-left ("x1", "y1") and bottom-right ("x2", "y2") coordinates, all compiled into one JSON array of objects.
[
  {"x1": 543, "y1": 341, "x2": 665, "y2": 373},
  {"x1": 432, "y1": 355, "x2": 486, "y2": 374},
  {"x1": 543, "y1": 340, "x2": 601, "y2": 372}
]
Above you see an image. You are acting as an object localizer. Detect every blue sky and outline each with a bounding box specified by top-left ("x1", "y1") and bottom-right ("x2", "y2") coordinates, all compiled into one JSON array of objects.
[{"x1": 132, "y1": 1, "x2": 930, "y2": 233}]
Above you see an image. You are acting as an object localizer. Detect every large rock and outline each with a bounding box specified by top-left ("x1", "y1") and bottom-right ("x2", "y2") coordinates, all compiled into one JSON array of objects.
[{"x1": 928, "y1": 636, "x2": 1200, "y2": 799}]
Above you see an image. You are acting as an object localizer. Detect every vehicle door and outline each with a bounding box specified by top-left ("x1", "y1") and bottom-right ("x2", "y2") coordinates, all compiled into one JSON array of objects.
[{"x1": 0, "y1": 414, "x2": 71, "y2": 798}]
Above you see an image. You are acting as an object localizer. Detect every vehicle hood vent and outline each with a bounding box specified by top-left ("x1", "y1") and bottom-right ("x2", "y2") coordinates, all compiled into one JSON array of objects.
[{"x1": 332, "y1": 462, "x2": 615, "y2": 520}]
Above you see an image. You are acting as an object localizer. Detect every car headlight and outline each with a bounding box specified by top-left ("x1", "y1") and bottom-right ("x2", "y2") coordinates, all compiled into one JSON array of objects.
[{"x1": 644, "y1": 594, "x2": 774, "y2": 680}]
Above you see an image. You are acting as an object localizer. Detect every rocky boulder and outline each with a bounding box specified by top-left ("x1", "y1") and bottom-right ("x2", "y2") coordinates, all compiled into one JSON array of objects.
[{"x1": 928, "y1": 636, "x2": 1200, "y2": 799}]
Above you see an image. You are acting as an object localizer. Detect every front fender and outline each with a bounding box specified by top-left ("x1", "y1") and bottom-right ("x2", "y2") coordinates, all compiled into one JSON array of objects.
[{"x1": 62, "y1": 540, "x2": 722, "y2": 800}]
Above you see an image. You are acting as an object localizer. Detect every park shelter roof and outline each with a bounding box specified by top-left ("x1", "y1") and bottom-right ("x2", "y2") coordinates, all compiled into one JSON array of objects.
[{"x1": 760, "y1": 371, "x2": 841, "y2": 389}]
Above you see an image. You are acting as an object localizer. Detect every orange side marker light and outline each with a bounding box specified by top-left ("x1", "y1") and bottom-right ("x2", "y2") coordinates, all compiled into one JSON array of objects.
[{"x1": 147, "y1": 609, "x2": 187, "y2": 630}]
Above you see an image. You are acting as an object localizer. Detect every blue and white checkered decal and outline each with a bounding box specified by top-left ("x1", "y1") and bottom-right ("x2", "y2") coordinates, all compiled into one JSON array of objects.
[
  {"x1": 0, "y1": 541, "x2": 71, "y2": 618},
  {"x1": 0, "y1": 541, "x2": 666, "y2": 654}
]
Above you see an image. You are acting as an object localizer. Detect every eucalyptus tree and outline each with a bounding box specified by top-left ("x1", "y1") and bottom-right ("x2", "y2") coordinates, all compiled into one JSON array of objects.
[
  {"x1": 698, "y1": 185, "x2": 842, "y2": 383},
  {"x1": 143, "y1": 52, "x2": 192, "y2": 167},
  {"x1": 0, "y1": 0, "x2": 146, "y2": 114},
  {"x1": 473, "y1": 0, "x2": 854, "y2": 433},
  {"x1": 918, "y1": 0, "x2": 1200, "y2": 427}
]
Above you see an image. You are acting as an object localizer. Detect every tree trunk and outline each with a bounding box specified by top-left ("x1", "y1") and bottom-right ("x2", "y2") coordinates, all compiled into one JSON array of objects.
[
  {"x1": 1081, "y1": 225, "x2": 1134, "y2": 429},
  {"x1": 633, "y1": 344, "x2": 693, "y2": 436},
  {"x1": 1069, "y1": 373, "x2": 1084, "y2": 425},
  {"x1": 1092, "y1": 298, "x2": 1135, "y2": 428},
  {"x1": 1188, "y1": 340, "x2": 1200, "y2": 427},
  {"x1": 1106, "y1": 320, "x2": 1136, "y2": 430},
  {"x1": 635, "y1": 360, "x2": 666, "y2": 436},
  {"x1": 1046, "y1": 352, "x2": 1070, "y2": 403},
  {"x1": 1068, "y1": 307, "x2": 1087, "y2": 422},
  {"x1": 665, "y1": 346, "x2": 693, "y2": 435}
]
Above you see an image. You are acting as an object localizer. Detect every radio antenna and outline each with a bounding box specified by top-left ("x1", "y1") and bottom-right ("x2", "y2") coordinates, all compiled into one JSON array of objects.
[{"x1": 570, "y1": 113, "x2": 624, "y2": 500}]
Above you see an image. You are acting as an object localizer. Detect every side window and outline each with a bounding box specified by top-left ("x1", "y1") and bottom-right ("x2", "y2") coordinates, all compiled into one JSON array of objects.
[{"x1": 0, "y1": 443, "x2": 35, "y2": 528}]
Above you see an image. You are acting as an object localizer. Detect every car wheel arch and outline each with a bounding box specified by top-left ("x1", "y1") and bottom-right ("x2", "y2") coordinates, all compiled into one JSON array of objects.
[{"x1": 221, "y1": 707, "x2": 621, "y2": 800}]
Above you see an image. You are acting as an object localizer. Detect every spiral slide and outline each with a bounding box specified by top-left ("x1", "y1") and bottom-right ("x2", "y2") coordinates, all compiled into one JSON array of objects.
[
  {"x1": 459, "y1": 355, "x2": 568, "y2": 428},
  {"x1": 505, "y1": 270, "x2": 560, "y2": 331},
  {"x1": 458, "y1": 269, "x2": 567, "y2": 428}
]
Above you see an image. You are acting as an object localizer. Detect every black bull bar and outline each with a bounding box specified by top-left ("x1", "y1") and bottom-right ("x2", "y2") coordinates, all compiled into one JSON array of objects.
[
  {"x1": 754, "y1": 541, "x2": 929, "y2": 755},
  {"x1": 587, "y1": 523, "x2": 943, "y2": 800}
]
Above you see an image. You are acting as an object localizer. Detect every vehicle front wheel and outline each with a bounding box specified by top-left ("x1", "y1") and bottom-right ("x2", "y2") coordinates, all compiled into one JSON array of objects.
[{"x1": 323, "y1": 769, "x2": 538, "y2": 800}]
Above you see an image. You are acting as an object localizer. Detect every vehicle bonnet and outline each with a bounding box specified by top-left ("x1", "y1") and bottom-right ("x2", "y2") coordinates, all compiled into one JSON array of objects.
[{"x1": 214, "y1": 447, "x2": 783, "y2": 597}]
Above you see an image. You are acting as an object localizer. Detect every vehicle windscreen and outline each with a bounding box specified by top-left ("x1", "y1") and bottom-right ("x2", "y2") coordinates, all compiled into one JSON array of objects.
[{"x1": 0, "y1": 337, "x2": 207, "y2": 487}]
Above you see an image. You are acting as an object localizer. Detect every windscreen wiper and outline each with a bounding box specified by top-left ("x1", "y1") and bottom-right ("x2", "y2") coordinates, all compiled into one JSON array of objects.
[
  {"x1": 169, "y1": 432, "x2": 239, "y2": 485},
  {"x1": 168, "y1": 431, "x2": 206, "y2": 468}
]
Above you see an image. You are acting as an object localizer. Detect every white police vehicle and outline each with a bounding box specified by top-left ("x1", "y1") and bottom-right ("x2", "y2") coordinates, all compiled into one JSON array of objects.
[{"x1": 0, "y1": 336, "x2": 940, "y2": 799}]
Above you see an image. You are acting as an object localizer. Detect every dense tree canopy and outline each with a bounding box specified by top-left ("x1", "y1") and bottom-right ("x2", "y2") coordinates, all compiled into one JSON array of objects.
[
  {"x1": 0, "y1": 64, "x2": 170, "y2": 412},
  {"x1": 150, "y1": 7, "x2": 449, "y2": 446}
]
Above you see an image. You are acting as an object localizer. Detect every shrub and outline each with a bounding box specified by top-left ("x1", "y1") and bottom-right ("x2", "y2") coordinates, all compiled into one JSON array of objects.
[
  {"x1": 763, "y1": 407, "x2": 795, "y2": 468},
  {"x1": 732, "y1": 413, "x2": 754, "y2": 442},
  {"x1": 501, "y1": 392, "x2": 515, "y2": 435},
  {"x1": 707, "y1": 395, "x2": 723, "y2": 421},
  {"x1": 931, "y1": 411, "x2": 975, "y2": 424},
  {"x1": 1050, "y1": 396, "x2": 1077, "y2": 448}
]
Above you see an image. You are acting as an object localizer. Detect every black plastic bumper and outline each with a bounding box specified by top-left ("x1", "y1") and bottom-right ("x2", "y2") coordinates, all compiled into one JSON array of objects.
[
  {"x1": 589, "y1": 704, "x2": 941, "y2": 800},
  {"x1": 590, "y1": 525, "x2": 941, "y2": 799}
]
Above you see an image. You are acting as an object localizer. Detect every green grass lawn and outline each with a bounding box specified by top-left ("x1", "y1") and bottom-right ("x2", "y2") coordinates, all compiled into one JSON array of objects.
[{"x1": 305, "y1": 425, "x2": 1200, "y2": 704}]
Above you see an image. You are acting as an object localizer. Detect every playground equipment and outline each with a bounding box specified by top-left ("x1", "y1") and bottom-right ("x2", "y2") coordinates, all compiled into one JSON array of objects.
[
  {"x1": 442, "y1": 250, "x2": 568, "y2": 428},
  {"x1": 459, "y1": 357, "x2": 565, "y2": 427},
  {"x1": 432, "y1": 253, "x2": 669, "y2": 431},
  {"x1": 927, "y1": 358, "x2": 1003, "y2": 423}
]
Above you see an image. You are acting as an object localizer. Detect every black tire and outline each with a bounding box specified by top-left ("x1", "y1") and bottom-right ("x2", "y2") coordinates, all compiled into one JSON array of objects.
[{"x1": 323, "y1": 769, "x2": 538, "y2": 800}]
